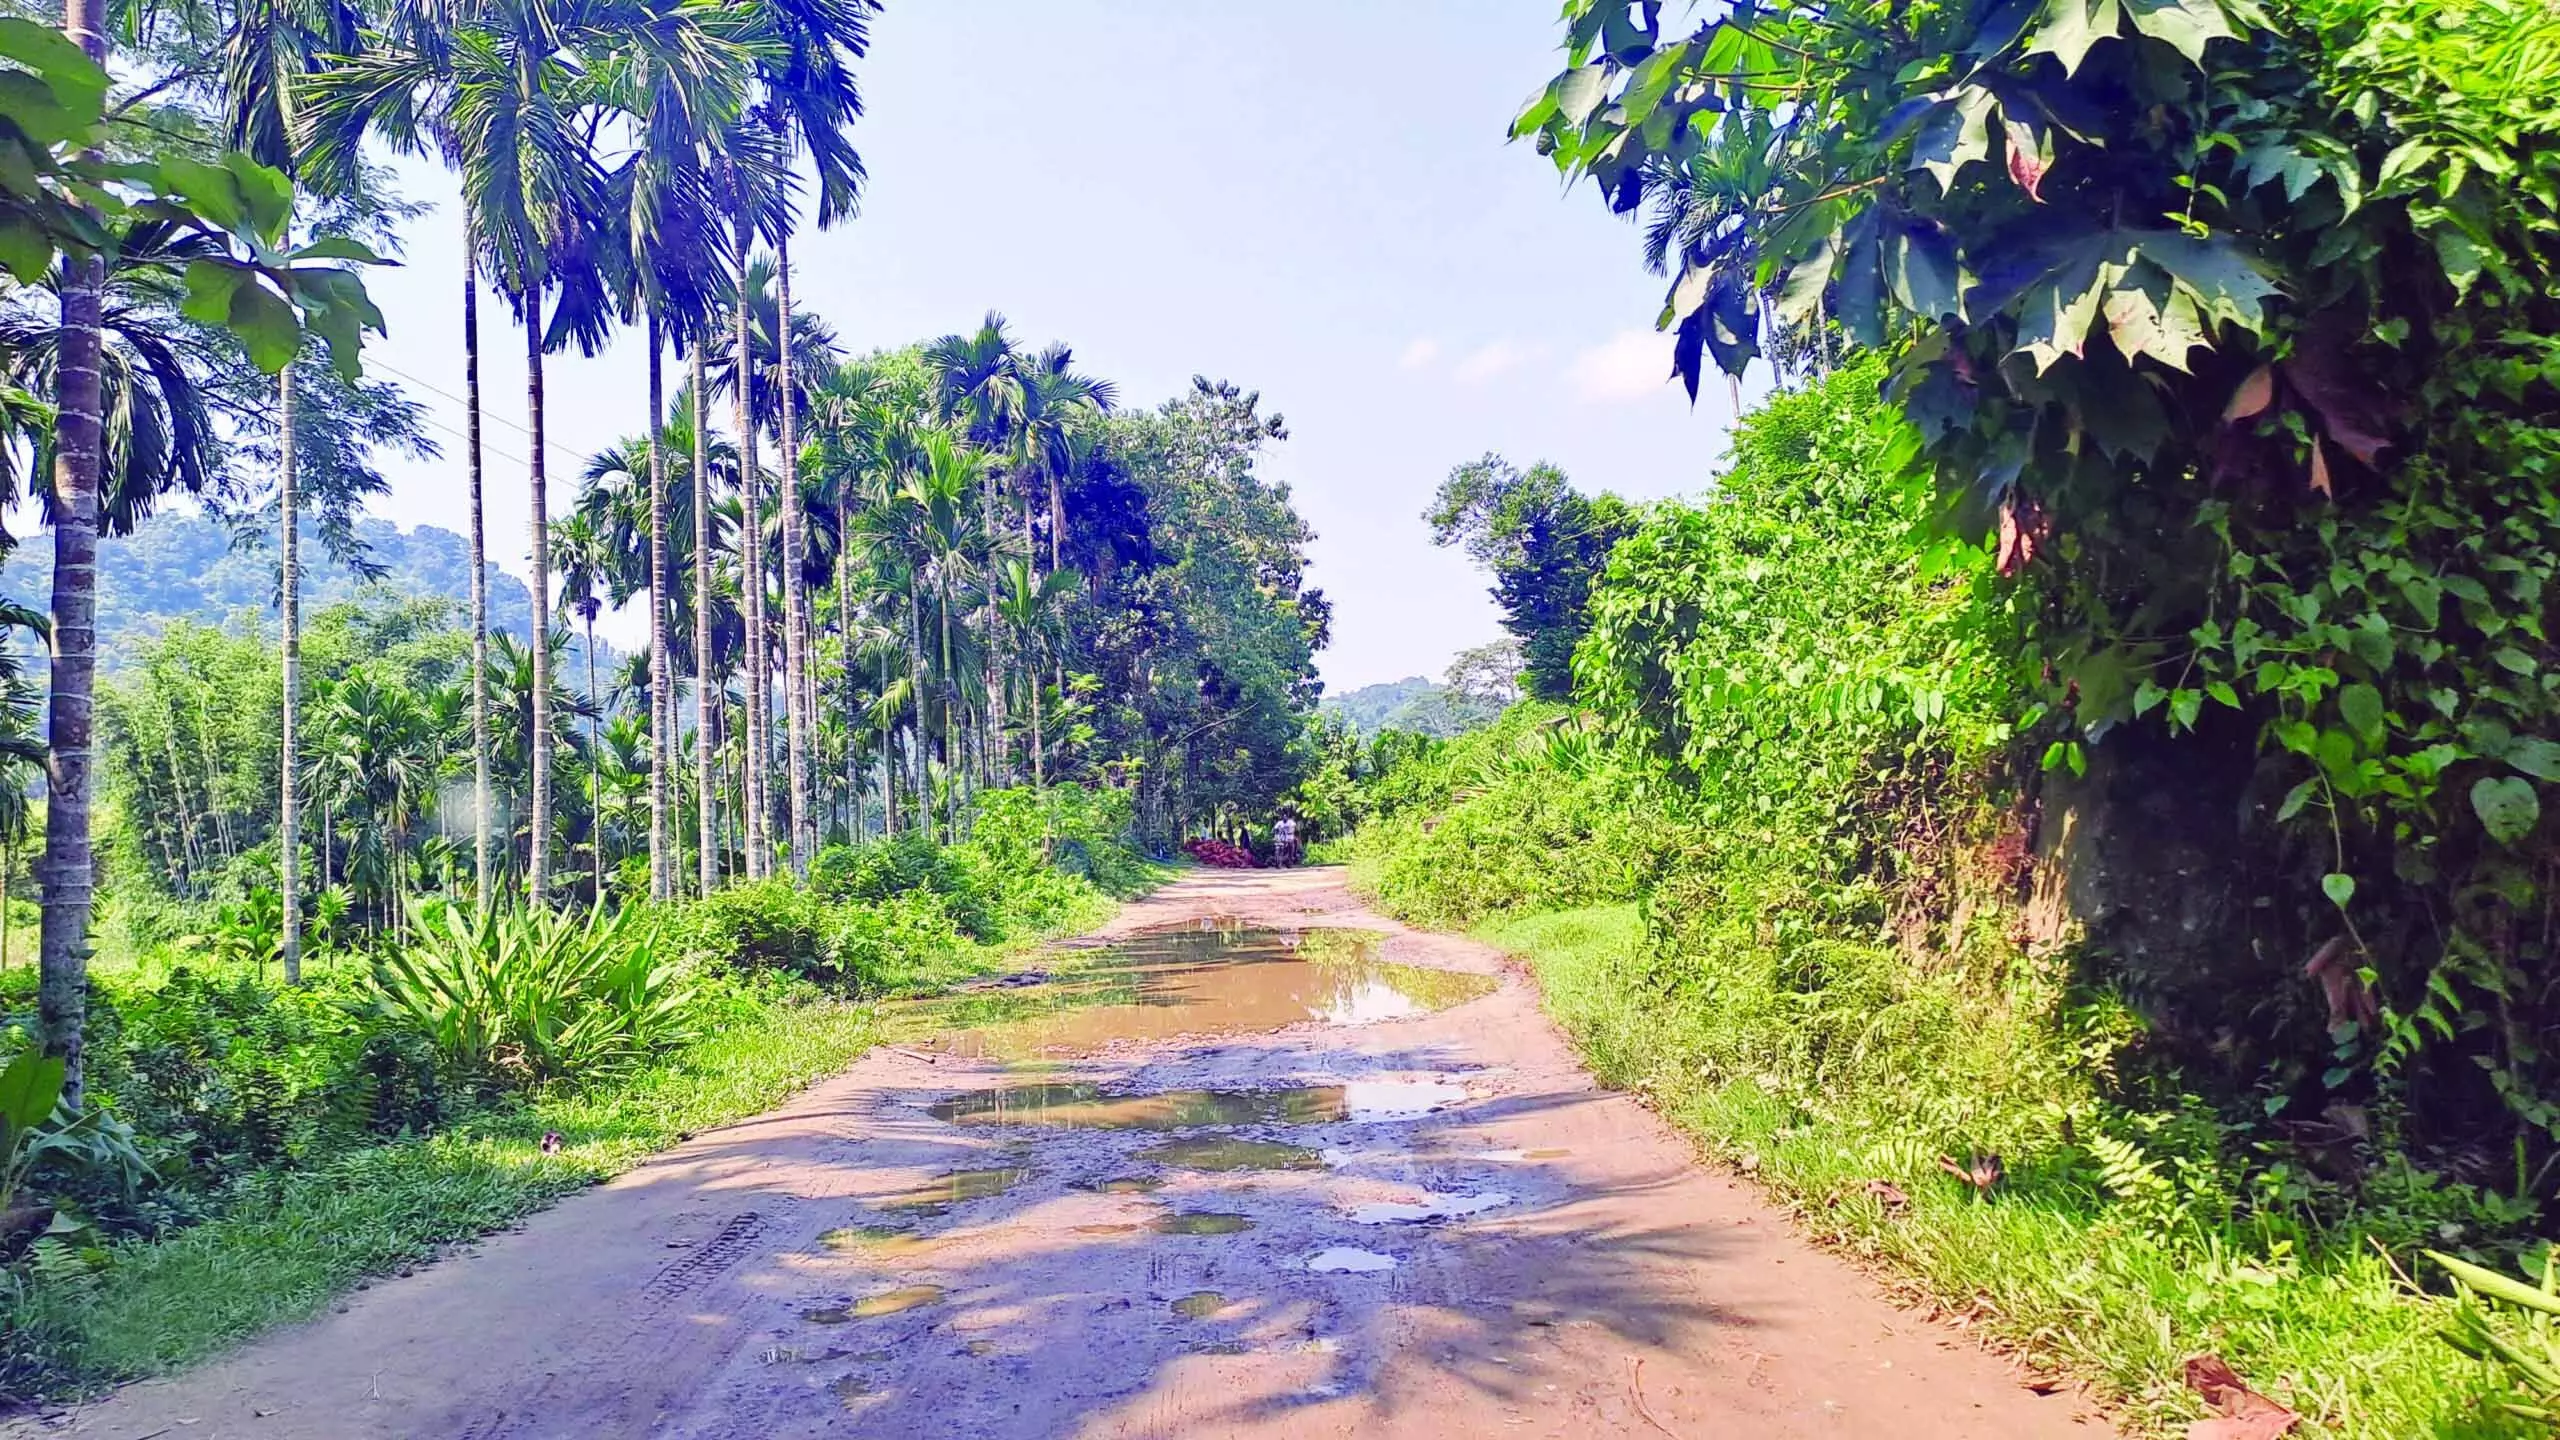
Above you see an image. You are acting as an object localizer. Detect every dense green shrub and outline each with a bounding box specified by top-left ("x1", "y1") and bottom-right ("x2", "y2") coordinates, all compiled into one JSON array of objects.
[{"x1": 374, "y1": 904, "x2": 700, "y2": 1087}]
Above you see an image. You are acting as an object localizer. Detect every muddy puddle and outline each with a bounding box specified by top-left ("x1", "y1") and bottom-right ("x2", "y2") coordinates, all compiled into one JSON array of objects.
[
  {"x1": 926, "y1": 1079, "x2": 1466, "y2": 1130},
  {"x1": 1136, "y1": 1136, "x2": 1324, "y2": 1172},
  {"x1": 803, "y1": 1285, "x2": 946, "y2": 1323},
  {"x1": 872, "y1": 1166, "x2": 1032, "y2": 1214},
  {"x1": 1152, "y1": 1211, "x2": 1254, "y2": 1235},
  {"x1": 907, "y1": 922, "x2": 1494, "y2": 1060}
]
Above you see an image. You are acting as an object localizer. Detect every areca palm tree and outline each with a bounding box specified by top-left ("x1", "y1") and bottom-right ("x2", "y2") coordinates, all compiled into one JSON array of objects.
[
  {"x1": 589, "y1": 15, "x2": 766, "y2": 898},
  {"x1": 994, "y1": 557, "x2": 1079, "y2": 790},
  {"x1": 551, "y1": 511, "x2": 613, "y2": 900}
]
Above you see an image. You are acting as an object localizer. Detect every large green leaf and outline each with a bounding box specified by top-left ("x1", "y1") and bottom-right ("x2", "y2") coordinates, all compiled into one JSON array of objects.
[
  {"x1": 2102, "y1": 271, "x2": 2209, "y2": 370},
  {"x1": 2472, "y1": 776, "x2": 2541, "y2": 847},
  {"x1": 2122, "y1": 0, "x2": 2235, "y2": 65},
  {"x1": 1887, "y1": 222, "x2": 1961, "y2": 321},
  {"x1": 0, "y1": 18, "x2": 107, "y2": 129},
  {"x1": 2025, "y1": 0, "x2": 2126, "y2": 75},
  {"x1": 0, "y1": 1047, "x2": 65, "y2": 1132},
  {"x1": 1910, "y1": 88, "x2": 1994, "y2": 194}
]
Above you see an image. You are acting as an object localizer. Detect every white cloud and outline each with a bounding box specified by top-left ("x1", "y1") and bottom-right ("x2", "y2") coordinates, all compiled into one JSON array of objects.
[
  {"x1": 1397, "y1": 338, "x2": 1441, "y2": 371},
  {"x1": 1568, "y1": 329, "x2": 1676, "y2": 403},
  {"x1": 1453, "y1": 339, "x2": 1539, "y2": 384}
]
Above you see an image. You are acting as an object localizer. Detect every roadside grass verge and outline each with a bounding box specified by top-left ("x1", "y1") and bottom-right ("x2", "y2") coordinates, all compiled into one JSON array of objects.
[
  {"x1": 1478, "y1": 904, "x2": 2519, "y2": 1440},
  {"x1": 6, "y1": 893, "x2": 1124, "y2": 1394}
]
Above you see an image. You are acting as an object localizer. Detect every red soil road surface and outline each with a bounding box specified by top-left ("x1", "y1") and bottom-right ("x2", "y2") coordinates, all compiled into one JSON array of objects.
[{"x1": 32, "y1": 869, "x2": 2111, "y2": 1439}]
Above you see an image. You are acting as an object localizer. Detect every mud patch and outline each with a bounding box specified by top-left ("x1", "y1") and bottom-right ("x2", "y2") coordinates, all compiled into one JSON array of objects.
[
  {"x1": 1136, "y1": 1137, "x2": 1323, "y2": 1172},
  {"x1": 927, "y1": 1079, "x2": 1467, "y2": 1130},
  {"x1": 909, "y1": 924, "x2": 1493, "y2": 1060},
  {"x1": 1077, "y1": 1175, "x2": 1164, "y2": 1195},
  {"x1": 1151, "y1": 1211, "x2": 1254, "y2": 1236}
]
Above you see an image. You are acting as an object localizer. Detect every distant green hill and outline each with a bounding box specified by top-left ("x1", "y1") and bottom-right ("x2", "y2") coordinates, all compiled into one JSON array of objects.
[
  {"x1": 1319, "y1": 675, "x2": 1498, "y2": 738},
  {"x1": 2, "y1": 510, "x2": 537, "y2": 668}
]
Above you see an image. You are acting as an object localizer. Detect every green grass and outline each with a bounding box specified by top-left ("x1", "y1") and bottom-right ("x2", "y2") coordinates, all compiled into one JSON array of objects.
[
  {"x1": 1478, "y1": 904, "x2": 2523, "y2": 1440},
  {"x1": 9, "y1": 891, "x2": 1125, "y2": 1392}
]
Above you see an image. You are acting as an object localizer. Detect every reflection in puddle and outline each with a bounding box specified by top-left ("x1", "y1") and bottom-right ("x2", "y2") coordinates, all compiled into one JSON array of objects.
[
  {"x1": 873, "y1": 1167, "x2": 1032, "y2": 1214},
  {"x1": 1173, "y1": 1290, "x2": 1232, "y2": 1318},
  {"x1": 1152, "y1": 1211, "x2": 1254, "y2": 1235},
  {"x1": 927, "y1": 1079, "x2": 1466, "y2": 1130},
  {"x1": 1071, "y1": 1222, "x2": 1141, "y2": 1236},
  {"x1": 1136, "y1": 1136, "x2": 1324, "y2": 1171},
  {"x1": 1304, "y1": 1247, "x2": 1398, "y2": 1273},
  {"x1": 802, "y1": 1285, "x2": 946, "y2": 1324},
  {"x1": 907, "y1": 924, "x2": 1494, "y2": 1060},
  {"x1": 1345, "y1": 1191, "x2": 1515, "y2": 1225},
  {"x1": 819, "y1": 1225, "x2": 937, "y2": 1258},
  {"x1": 1457, "y1": 1148, "x2": 1573, "y2": 1163}
]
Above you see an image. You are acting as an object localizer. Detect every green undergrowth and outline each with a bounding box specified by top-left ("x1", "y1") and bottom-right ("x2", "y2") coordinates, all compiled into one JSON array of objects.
[
  {"x1": 10, "y1": 988, "x2": 886, "y2": 1382},
  {"x1": 1471, "y1": 902, "x2": 2518, "y2": 1438},
  {"x1": 1, "y1": 790, "x2": 1149, "y2": 1400}
]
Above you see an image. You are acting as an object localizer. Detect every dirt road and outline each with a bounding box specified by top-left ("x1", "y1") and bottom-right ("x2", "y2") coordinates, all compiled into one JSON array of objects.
[{"x1": 42, "y1": 869, "x2": 2105, "y2": 1439}]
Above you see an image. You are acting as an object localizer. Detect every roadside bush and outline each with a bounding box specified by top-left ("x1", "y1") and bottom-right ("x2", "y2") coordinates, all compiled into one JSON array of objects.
[
  {"x1": 670, "y1": 878, "x2": 837, "y2": 980},
  {"x1": 375, "y1": 903, "x2": 699, "y2": 1087}
]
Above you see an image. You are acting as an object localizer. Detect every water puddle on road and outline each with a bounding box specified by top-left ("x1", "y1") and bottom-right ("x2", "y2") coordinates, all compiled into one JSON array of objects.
[
  {"x1": 802, "y1": 1285, "x2": 946, "y2": 1323},
  {"x1": 927, "y1": 1079, "x2": 1466, "y2": 1130},
  {"x1": 818, "y1": 1225, "x2": 938, "y2": 1259},
  {"x1": 1152, "y1": 1211, "x2": 1254, "y2": 1235},
  {"x1": 906, "y1": 923, "x2": 1494, "y2": 1061},
  {"x1": 1136, "y1": 1136, "x2": 1324, "y2": 1172},
  {"x1": 1173, "y1": 1290, "x2": 1233, "y2": 1318},
  {"x1": 872, "y1": 1166, "x2": 1033, "y2": 1214},
  {"x1": 1345, "y1": 1191, "x2": 1515, "y2": 1225}
]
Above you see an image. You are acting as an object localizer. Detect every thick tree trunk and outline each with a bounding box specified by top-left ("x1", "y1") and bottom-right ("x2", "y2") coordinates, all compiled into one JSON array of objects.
[
  {"x1": 693, "y1": 348, "x2": 716, "y2": 897},
  {"x1": 466, "y1": 243, "x2": 493, "y2": 906},
  {"x1": 278, "y1": 363, "x2": 302, "y2": 984},
  {"x1": 646, "y1": 316, "x2": 672, "y2": 901},
  {"x1": 732, "y1": 234, "x2": 766, "y2": 881},
  {"x1": 777, "y1": 228, "x2": 810, "y2": 879},
  {"x1": 525, "y1": 296, "x2": 554, "y2": 904},
  {"x1": 37, "y1": 0, "x2": 107, "y2": 1107}
]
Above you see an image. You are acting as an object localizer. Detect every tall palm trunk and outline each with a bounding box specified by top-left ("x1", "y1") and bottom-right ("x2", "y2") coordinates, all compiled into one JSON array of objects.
[
  {"x1": 837, "y1": 541, "x2": 857, "y2": 838},
  {"x1": 525, "y1": 294, "x2": 554, "y2": 904},
  {"x1": 906, "y1": 590, "x2": 927, "y2": 835},
  {"x1": 777, "y1": 228, "x2": 810, "y2": 878},
  {"x1": 878, "y1": 644, "x2": 898, "y2": 836},
  {"x1": 645, "y1": 314, "x2": 671, "y2": 901},
  {"x1": 466, "y1": 243, "x2": 493, "y2": 906},
  {"x1": 38, "y1": 0, "x2": 109, "y2": 1105},
  {"x1": 585, "y1": 610, "x2": 601, "y2": 901},
  {"x1": 731, "y1": 232, "x2": 766, "y2": 880},
  {"x1": 278, "y1": 363, "x2": 302, "y2": 984},
  {"x1": 938, "y1": 579, "x2": 959, "y2": 844},
  {"x1": 692, "y1": 349, "x2": 716, "y2": 896}
]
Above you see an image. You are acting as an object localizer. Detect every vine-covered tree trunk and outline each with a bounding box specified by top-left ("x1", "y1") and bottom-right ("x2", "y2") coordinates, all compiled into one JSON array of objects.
[
  {"x1": 278, "y1": 361, "x2": 302, "y2": 985},
  {"x1": 38, "y1": 0, "x2": 108, "y2": 1107},
  {"x1": 466, "y1": 242, "x2": 493, "y2": 906}
]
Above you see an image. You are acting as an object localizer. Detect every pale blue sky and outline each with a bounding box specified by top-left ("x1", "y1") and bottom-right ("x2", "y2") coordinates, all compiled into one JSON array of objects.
[{"x1": 359, "y1": 0, "x2": 1748, "y2": 692}]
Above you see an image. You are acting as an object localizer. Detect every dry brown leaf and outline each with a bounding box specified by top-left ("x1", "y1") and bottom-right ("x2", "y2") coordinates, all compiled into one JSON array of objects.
[
  {"x1": 2223, "y1": 365, "x2": 2275, "y2": 421},
  {"x1": 1862, "y1": 1179, "x2": 1911, "y2": 1210},
  {"x1": 2308, "y1": 438, "x2": 2332, "y2": 497},
  {"x1": 2183, "y1": 1355, "x2": 2299, "y2": 1440}
]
